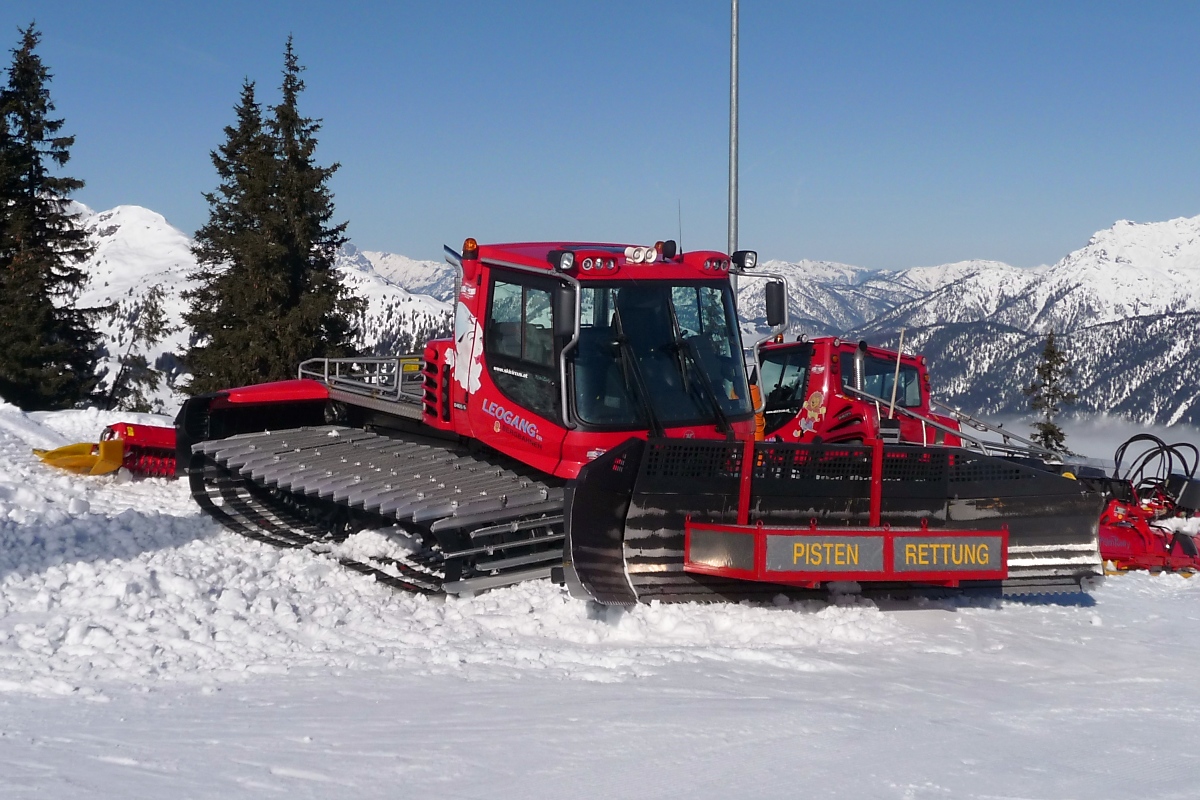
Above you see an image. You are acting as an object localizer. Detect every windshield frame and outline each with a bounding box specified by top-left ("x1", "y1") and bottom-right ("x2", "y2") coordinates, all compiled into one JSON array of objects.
[
  {"x1": 758, "y1": 342, "x2": 814, "y2": 437},
  {"x1": 567, "y1": 278, "x2": 753, "y2": 432}
]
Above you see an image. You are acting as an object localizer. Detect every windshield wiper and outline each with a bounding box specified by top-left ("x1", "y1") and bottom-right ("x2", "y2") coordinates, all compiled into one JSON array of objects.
[
  {"x1": 661, "y1": 299, "x2": 733, "y2": 437},
  {"x1": 612, "y1": 307, "x2": 666, "y2": 438},
  {"x1": 678, "y1": 340, "x2": 733, "y2": 438}
]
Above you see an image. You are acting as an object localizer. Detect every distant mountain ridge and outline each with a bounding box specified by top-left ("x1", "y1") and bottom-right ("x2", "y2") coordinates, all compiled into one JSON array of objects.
[
  {"x1": 736, "y1": 215, "x2": 1200, "y2": 425},
  {"x1": 72, "y1": 204, "x2": 451, "y2": 413},
  {"x1": 71, "y1": 204, "x2": 1200, "y2": 425}
]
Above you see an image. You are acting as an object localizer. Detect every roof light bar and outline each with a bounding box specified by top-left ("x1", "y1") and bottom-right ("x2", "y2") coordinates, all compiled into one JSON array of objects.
[{"x1": 577, "y1": 255, "x2": 617, "y2": 273}]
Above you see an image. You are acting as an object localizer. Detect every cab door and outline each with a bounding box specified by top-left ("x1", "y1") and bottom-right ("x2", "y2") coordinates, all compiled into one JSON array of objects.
[{"x1": 470, "y1": 268, "x2": 568, "y2": 473}]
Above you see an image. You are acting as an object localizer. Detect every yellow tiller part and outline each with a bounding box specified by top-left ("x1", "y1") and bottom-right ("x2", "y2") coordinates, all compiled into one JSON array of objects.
[{"x1": 32, "y1": 438, "x2": 125, "y2": 475}]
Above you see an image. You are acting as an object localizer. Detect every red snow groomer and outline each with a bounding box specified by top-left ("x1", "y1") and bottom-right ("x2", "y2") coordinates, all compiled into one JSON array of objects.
[
  {"x1": 175, "y1": 239, "x2": 1104, "y2": 602},
  {"x1": 1096, "y1": 435, "x2": 1200, "y2": 573}
]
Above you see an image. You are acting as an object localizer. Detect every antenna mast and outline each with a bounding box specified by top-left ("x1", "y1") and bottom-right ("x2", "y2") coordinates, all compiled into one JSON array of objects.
[{"x1": 728, "y1": 0, "x2": 740, "y2": 299}]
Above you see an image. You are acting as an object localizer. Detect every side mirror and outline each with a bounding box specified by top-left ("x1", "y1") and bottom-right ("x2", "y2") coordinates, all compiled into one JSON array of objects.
[
  {"x1": 553, "y1": 284, "x2": 576, "y2": 339},
  {"x1": 765, "y1": 280, "x2": 787, "y2": 328}
]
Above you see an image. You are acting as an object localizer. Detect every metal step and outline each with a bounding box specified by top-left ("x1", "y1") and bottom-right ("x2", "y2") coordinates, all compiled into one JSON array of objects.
[{"x1": 442, "y1": 566, "x2": 557, "y2": 595}]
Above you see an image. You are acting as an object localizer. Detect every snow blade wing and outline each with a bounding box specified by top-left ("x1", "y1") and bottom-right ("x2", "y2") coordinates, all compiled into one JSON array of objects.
[{"x1": 564, "y1": 438, "x2": 644, "y2": 605}]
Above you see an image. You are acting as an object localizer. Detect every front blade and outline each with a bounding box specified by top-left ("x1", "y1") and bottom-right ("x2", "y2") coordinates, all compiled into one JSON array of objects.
[{"x1": 567, "y1": 439, "x2": 1104, "y2": 604}]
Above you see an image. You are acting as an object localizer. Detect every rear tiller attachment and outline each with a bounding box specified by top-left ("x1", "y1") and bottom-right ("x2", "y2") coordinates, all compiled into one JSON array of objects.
[
  {"x1": 1097, "y1": 434, "x2": 1200, "y2": 573},
  {"x1": 34, "y1": 422, "x2": 177, "y2": 478}
]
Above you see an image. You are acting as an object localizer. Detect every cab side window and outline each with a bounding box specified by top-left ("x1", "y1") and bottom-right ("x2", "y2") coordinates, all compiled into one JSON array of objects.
[
  {"x1": 839, "y1": 354, "x2": 923, "y2": 408},
  {"x1": 484, "y1": 275, "x2": 560, "y2": 420}
]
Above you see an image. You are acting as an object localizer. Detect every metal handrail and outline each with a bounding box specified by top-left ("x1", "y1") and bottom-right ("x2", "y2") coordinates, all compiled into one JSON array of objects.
[
  {"x1": 298, "y1": 356, "x2": 424, "y2": 404},
  {"x1": 929, "y1": 399, "x2": 1061, "y2": 458},
  {"x1": 841, "y1": 385, "x2": 1062, "y2": 462}
]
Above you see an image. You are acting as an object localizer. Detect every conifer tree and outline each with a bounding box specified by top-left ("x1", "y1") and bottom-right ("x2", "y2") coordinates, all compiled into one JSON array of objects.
[
  {"x1": 185, "y1": 39, "x2": 360, "y2": 393},
  {"x1": 184, "y1": 80, "x2": 286, "y2": 392},
  {"x1": 0, "y1": 24, "x2": 102, "y2": 410},
  {"x1": 1023, "y1": 331, "x2": 1077, "y2": 452},
  {"x1": 266, "y1": 36, "x2": 360, "y2": 367},
  {"x1": 108, "y1": 284, "x2": 176, "y2": 412}
]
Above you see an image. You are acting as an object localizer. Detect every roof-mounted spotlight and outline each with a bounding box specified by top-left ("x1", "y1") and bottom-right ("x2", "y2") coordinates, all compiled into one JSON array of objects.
[
  {"x1": 730, "y1": 250, "x2": 757, "y2": 272},
  {"x1": 546, "y1": 249, "x2": 575, "y2": 272}
]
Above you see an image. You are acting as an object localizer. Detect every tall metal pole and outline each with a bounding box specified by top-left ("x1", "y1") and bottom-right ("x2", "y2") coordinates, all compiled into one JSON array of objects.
[{"x1": 728, "y1": 0, "x2": 739, "y2": 260}]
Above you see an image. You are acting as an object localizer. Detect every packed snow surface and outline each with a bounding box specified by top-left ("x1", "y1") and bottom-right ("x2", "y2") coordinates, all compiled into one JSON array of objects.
[{"x1": 2, "y1": 402, "x2": 1199, "y2": 798}]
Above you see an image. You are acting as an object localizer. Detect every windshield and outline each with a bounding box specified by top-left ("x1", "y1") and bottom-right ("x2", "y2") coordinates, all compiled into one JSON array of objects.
[
  {"x1": 571, "y1": 281, "x2": 752, "y2": 428},
  {"x1": 758, "y1": 343, "x2": 813, "y2": 436}
]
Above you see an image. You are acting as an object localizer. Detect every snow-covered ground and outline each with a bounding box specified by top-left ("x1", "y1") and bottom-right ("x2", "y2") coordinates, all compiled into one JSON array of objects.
[{"x1": 2, "y1": 403, "x2": 1199, "y2": 798}]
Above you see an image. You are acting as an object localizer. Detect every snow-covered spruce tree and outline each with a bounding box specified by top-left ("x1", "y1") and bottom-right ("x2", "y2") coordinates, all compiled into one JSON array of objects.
[
  {"x1": 108, "y1": 283, "x2": 176, "y2": 412},
  {"x1": 0, "y1": 24, "x2": 103, "y2": 410},
  {"x1": 185, "y1": 39, "x2": 361, "y2": 394},
  {"x1": 1023, "y1": 331, "x2": 1077, "y2": 452}
]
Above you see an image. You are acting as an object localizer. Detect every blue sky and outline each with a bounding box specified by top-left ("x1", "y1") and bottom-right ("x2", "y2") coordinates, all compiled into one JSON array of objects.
[{"x1": 2, "y1": 1, "x2": 1198, "y2": 268}]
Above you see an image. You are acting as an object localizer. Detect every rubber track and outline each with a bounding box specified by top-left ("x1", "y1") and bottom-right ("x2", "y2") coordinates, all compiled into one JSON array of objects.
[
  {"x1": 189, "y1": 426, "x2": 566, "y2": 594},
  {"x1": 190, "y1": 456, "x2": 443, "y2": 593}
]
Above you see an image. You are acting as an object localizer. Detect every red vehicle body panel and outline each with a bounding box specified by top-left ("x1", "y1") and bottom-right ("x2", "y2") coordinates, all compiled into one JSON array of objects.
[
  {"x1": 1098, "y1": 497, "x2": 1200, "y2": 572},
  {"x1": 213, "y1": 379, "x2": 330, "y2": 407},
  {"x1": 100, "y1": 422, "x2": 178, "y2": 477}
]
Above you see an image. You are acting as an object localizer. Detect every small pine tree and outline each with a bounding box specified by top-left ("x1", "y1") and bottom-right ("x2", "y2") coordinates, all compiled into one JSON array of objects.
[
  {"x1": 108, "y1": 284, "x2": 176, "y2": 412},
  {"x1": 1023, "y1": 331, "x2": 1077, "y2": 452},
  {"x1": 0, "y1": 24, "x2": 103, "y2": 410},
  {"x1": 185, "y1": 39, "x2": 361, "y2": 393}
]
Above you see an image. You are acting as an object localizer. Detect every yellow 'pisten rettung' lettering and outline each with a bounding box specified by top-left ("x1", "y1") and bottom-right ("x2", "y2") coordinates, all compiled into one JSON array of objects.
[
  {"x1": 793, "y1": 541, "x2": 860, "y2": 567},
  {"x1": 903, "y1": 542, "x2": 990, "y2": 566}
]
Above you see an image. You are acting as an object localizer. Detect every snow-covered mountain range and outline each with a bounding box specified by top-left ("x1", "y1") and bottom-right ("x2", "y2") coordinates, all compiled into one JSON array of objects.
[
  {"x1": 69, "y1": 204, "x2": 1200, "y2": 425},
  {"x1": 736, "y1": 215, "x2": 1200, "y2": 426},
  {"x1": 73, "y1": 204, "x2": 451, "y2": 412}
]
